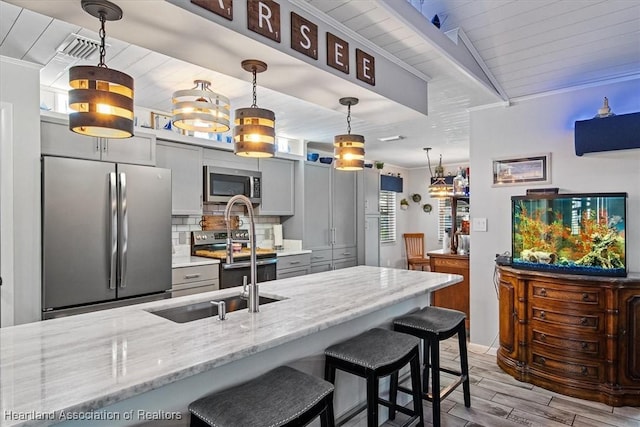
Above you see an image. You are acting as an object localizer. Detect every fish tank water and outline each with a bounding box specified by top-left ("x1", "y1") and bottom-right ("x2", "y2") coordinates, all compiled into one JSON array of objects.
[{"x1": 511, "y1": 193, "x2": 627, "y2": 277}]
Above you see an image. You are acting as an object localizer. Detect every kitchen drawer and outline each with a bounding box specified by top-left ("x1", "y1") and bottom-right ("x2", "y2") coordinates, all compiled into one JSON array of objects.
[
  {"x1": 172, "y1": 264, "x2": 218, "y2": 285},
  {"x1": 310, "y1": 262, "x2": 332, "y2": 273},
  {"x1": 333, "y1": 257, "x2": 357, "y2": 270},
  {"x1": 432, "y1": 257, "x2": 469, "y2": 270},
  {"x1": 333, "y1": 246, "x2": 356, "y2": 260},
  {"x1": 277, "y1": 267, "x2": 310, "y2": 280},
  {"x1": 170, "y1": 280, "x2": 220, "y2": 298},
  {"x1": 531, "y1": 351, "x2": 604, "y2": 383},
  {"x1": 531, "y1": 328, "x2": 603, "y2": 359},
  {"x1": 531, "y1": 308, "x2": 603, "y2": 332},
  {"x1": 277, "y1": 253, "x2": 311, "y2": 270},
  {"x1": 530, "y1": 281, "x2": 603, "y2": 310},
  {"x1": 310, "y1": 250, "x2": 332, "y2": 264}
]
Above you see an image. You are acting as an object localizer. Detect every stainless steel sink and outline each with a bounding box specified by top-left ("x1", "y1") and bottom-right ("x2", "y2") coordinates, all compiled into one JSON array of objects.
[{"x1": 148, "y1": 295, "x2": 284, "y2": 323}]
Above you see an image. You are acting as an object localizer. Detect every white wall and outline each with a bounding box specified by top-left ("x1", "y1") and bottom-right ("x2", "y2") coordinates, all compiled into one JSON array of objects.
[
  {"x1": 377, "y1": 164, "x2": 411, "y2": 269},
  {"x1": 0, "y1": 57, "x2": 42, "y2": 325},
  {"x1": 469, "y1": 78, "x2": 640, "y2": 346}
]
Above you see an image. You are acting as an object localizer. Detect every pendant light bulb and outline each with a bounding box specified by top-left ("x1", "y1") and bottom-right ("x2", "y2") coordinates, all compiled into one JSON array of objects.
[
  {"x1": 334, "y1": 97, "x2": 365, "y2": 171},
  {"x1": 68, "y1": 0, "x2": 134, "y2": 138},
  {"x1": 233, "y1": 60, "x2": 276, "y2": 158}
]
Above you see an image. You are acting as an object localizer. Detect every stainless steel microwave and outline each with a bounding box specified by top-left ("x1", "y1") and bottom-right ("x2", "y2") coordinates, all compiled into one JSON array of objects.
[{"x1": 204, "y1": 166, "x2": 261, "y2": 204}]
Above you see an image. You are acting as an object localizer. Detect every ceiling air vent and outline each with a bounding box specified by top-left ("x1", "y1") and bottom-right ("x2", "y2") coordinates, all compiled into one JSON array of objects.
[{"x1": 56, "y1": 33, "x2": 103, "y2": 60}]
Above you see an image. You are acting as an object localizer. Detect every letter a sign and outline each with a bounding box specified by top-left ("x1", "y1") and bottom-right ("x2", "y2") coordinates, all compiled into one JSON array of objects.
[{"x1": 248, "y1": 0, "x2": 281, "y2": 43}]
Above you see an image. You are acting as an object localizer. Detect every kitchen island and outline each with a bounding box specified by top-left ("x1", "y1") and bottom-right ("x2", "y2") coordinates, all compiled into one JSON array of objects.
[{"x1": 1, "y1": 266, "x2": 462, "y2": 426}]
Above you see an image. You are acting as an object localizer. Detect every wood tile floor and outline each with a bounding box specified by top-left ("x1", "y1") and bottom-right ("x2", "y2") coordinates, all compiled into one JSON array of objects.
[{"x1": 380, "y1": 338, "x2": 640, "y2": 427}]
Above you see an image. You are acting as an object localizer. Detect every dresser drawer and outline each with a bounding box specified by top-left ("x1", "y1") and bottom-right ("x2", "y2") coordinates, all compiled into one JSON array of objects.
[
  {"x1": 532, "y1": 328, "x2": 603, "y2": 359},
  {"x1": 531, "y1": 351, "x2": 603, "y2": 383},
  {"x1": 531, "y1": 308, "x2": 603, "y2": 332},
  {"x1": 432, "y1": 257, "x2": 469, "y2": 270},
  {"x1": 333, "y1": 246, "x2": 356, "y2": 260},
  {"x1": 277, "y1": 253, "x2": 311, "y2": 270},
  {"x1": 530, "y1": 281, "x2": 603, "y2": 309},
  {"x1": 172, "y1": 264, "x2": 218, "y2": 285}
]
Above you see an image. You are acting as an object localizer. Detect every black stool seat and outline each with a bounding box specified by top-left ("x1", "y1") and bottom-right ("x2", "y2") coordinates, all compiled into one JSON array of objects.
[
  {"x1": 392, "y1": 306, "x2": 471, "y2": 427},
  {"x1": 325, "y1": 328, "x2": 424, "y2": 427},
  {"x1": 189, "y1": 365, "x2": 335, "y2": 427}
]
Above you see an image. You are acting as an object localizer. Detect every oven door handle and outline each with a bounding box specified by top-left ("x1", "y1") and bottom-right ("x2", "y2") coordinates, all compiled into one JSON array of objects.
[{"x1": 222, "y1": 258, "x2": 278, "y2": 270}]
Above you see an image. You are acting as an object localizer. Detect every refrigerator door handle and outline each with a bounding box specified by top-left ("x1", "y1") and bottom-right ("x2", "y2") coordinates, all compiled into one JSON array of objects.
[
  {"x1": 118, "y1": 172, "x2": 128, "y2": 288},
  {"x1": 109, "y1": 172, "x2": 118, "y2": 290}
]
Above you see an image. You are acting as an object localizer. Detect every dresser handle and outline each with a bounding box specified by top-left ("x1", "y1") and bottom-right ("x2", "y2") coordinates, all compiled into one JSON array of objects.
[
  {"x1": 184, "y1": 274, "x2": 201, "y2": 279},
  {"x1": 540, "y1": 333, "x2": 546, "y2": 341},
  {"x1": 540, "y1": 311, "x2": 546, "y2": 319},
  {"x1": 580, "y1": 317, "x2": 588, "y2": 325},
  {"x1": 582, "y1": 292, "x2": 590, "y2": 301},
  {"x1": 581, "y1": 342, "x2": 589, "y2": 350},
  {"x1": 538, "y1": 357, "x2": 546, "y2": 365},
  {"x1": 540, "y1": 288, "x2": 547, "y2": 297},
  {"x1": 581, "y1": 366, "x2": 588, "y2": 375}
]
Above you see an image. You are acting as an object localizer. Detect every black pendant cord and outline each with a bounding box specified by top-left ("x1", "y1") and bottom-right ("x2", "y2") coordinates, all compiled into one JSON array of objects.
[
  {"x1": 97, "y1": 13, "x2": 108, "y2": 68},
  {"x1": 346, "y1": 103, "x2": 351, "y2": 135},
  {"x1": 251, "y1": 69, "x2": 258, "y2": 108}
]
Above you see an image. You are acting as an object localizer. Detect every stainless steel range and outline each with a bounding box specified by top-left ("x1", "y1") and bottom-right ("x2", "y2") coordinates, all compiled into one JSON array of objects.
[{"x1": 191, "y1": 230, "x2": 278, "y2": 289}]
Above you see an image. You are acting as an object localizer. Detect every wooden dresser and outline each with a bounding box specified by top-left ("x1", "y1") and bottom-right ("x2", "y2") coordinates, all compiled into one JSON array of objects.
[
  {"x1": 428, "y1": 250, "x2": 470, "y2": 330},
  {"x1": 497, "y1": 265, "x2": 640, "y2": 406}
]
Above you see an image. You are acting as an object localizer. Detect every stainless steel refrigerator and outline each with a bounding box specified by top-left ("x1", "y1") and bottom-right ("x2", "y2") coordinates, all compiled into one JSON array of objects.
[{"x1": 42, "y1": 156, "x2": 172, "y2": 319}]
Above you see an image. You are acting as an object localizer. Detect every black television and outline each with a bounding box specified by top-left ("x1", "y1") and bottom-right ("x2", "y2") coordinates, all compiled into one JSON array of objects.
[{"x1": 511, "y1": 192, "x2": 627, "y2": 277}]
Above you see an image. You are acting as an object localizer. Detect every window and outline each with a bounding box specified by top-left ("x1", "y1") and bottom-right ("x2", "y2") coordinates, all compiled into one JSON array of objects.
[
  {"x1": 438, "y1": 198, "x2": 452, "y2": 242},
  {"x1": 379, "y1": 190, "x2": 396, "y2": 243}
]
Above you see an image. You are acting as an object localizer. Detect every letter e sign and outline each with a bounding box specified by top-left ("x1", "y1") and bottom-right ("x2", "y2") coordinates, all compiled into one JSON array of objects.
[
  {"x1": 248, "y1": 0, "x2": 281, "y2": 43},
  {"x1": 291, "y1": 12, "x2": 317, "y2": 60},
  {"x1": 327, "y1": 32, "x2": 349, "y2": 74},
  {"x1": 356, "y1": 49, "x2": 375, "y2": 86}
]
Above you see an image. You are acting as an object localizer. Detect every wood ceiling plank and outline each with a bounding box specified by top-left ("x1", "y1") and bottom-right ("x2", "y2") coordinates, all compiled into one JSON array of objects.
[
  {"x1": 0, "y1": 1, "x2": 21, "y2": 45},
  {"x1": 0, "y1": 7, "x2": 52, "y2": 60}
]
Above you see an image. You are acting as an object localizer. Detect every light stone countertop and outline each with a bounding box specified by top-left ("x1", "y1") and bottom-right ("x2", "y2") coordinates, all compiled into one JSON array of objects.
[
  {"x1": 275, "y1": 249, "x2": 312, "y2": 257},
  {"x1": 171, "y1": 255, "x2": 220, "y2": 268},
  {"x1": 0, "y1": 266, "x2": 462, "y2": 427}
]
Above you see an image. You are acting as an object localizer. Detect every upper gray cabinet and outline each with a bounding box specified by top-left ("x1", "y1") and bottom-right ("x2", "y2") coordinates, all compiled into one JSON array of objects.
[
  {"x1": 40, "y1": 116, "x2": 156, "y2": 166},
  {"x1": 156, "y1": 140, "x2": 203, "y2": 215},
  {"x1": 202, "y1": 148, "x2": 258, "y2": 171},
  {"x1": 363, "y1": 168, "x2": 380, "y2": 214},
  {"x1": 258, "y1": 157, "x2": 294, "y2": 216}
]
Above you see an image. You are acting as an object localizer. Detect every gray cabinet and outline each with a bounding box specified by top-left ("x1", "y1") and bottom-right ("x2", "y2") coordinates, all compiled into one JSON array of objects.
[
  {"x1": 156, "y1": 140, "x2": 203, "y2": 215},
  {"x1": 303, "y1": 163, "x2": 357, "y2": 270},
  {"x1": 276, "y1": 253, "x2": 311, "y2": 279},
  {"x1": 203, "y1": 148, "x2": 258, "y2": 171},
  {"x1": 170, "y1": 264, "x2": 219, "y2": 298},
  {"x1": 258, "y1": 157, "x2": 294, "y2": 216},
  {"x1": 41, "y1": 117, "x2": 156, "y2": 166},
  {"x1": 357, "y1": 168, "x2": 381, "y2": 266},
  {"x1": 363, "y1": 168, "x2": 380, "y2": 214}
]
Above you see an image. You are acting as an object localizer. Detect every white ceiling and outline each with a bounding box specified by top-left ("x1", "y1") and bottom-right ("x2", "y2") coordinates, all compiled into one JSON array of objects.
[{"x1": 1, "y1": 0, "x2": 638, "y2": 168}]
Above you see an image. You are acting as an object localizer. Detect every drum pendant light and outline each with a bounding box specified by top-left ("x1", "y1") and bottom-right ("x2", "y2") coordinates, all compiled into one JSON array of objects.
[
  {"x1": 68, "y1": 0, "x2": 134, "y2": 138},
  {"x1": 334, "y1": 97, "x2": 365, "y2": 171},
  {"x1": 233, "y1": 60, "x2": 275, "y2": 157},
  {"x1": 172, "y1": 80, "x2": 230, "y2": 133},
  {"x1": 425, "y1": 147, "x2": 453, "y2": 198}
]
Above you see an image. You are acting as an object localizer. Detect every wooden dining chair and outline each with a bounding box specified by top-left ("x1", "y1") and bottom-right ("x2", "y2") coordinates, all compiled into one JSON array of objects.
[{"x1": 403, "y1": 233, "x2": 430, "y2": 271}]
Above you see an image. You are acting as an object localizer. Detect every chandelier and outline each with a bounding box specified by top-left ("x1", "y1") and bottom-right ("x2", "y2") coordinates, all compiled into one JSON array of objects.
[
  {"x1": 425, "y1": 147, "x2": 453, "y2": 198},
  {"x1": 172, "y1": 80, "x2": 230, "y2": 133}
]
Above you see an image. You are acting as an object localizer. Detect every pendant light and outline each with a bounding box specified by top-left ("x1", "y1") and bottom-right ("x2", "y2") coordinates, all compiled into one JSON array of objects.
[
  {"x1": 68, "y1": 0, "x2": 134, "y2": 138},
  {"x1": 233, "y1": 60, "x2": 275, "y2": 157},
  {"x1": 425, "y1": 147, "x2": 453, "y2": 198},
  {"x1": 172, "y1": 80, "x2": 230, "y2": 133},
  {"x1": 334, "y1": 97, "x2": 365, "y2": 171}
]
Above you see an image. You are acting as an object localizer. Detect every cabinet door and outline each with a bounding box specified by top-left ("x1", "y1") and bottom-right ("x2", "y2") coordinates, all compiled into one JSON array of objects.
[
  {"x1": 363, "y1": 168, "x2": 380, "y2": 214},
  {"x1": 364, "y1": 216, "x2": 380, "y2": 266},
  {"x1": 156, "y1": 141, "x2": 203, "y2": 215},
  {"x1": 41, "y1": 119, "x2": 101, "y2": 160},
  {"x1": 619, "y1": 290, "x2": 640, "y2": 387},
  {"x1": 203, "y1": 148, "x2": 258, "y2": 171},
  {"x1": 332, "y1": 169, "x2": 357, "y2": 248},
  {"x1": 303, "y1": 164, "x2": 331, "y2": 251},
  {"x1": 499, "y1": 277, "x2": 518, "y2": 359},
  {"x1": 258, "y1": 157, "x2": 294, "y2": 215},
  {"x1": 101, "y1": 132, "x2": 156, "y2": 166}
]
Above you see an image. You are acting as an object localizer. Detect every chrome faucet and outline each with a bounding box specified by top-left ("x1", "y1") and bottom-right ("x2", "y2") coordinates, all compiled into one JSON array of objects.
[{"x1": 224, "y1": 195, "x2": 259, "y2": 313}]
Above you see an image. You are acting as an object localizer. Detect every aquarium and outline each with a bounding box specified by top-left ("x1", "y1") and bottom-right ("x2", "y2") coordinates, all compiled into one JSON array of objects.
[{"x1": 511, "y1": 192, "x2": 627, "y2": 277}]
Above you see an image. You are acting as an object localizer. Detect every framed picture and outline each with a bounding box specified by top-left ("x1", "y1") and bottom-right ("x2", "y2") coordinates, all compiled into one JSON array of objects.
[
  {"x1": 492, "y1": 153, "x2": 551, "y2": 186},
  {"x1": 150, "y1": 112, "x2": 172, "y2": 130}
]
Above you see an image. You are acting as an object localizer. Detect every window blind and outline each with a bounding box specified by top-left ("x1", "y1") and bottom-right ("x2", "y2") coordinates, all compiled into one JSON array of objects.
[
  {"x1": 379, "y1": 190, "x2": 396, "y2": 243},
  {"x1": 438, "y1": 198, "x2": 452, "y2": 242}
]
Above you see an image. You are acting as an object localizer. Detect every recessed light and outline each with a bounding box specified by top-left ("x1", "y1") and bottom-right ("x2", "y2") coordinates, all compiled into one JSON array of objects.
[{"x1": 378, "y1": 135, "x2": 404, "y2": 142}]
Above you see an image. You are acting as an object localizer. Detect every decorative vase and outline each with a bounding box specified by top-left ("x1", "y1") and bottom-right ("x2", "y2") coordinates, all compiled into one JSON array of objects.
[{"x1": 375, "y1": 161, "x2": 384, "y2": 169}]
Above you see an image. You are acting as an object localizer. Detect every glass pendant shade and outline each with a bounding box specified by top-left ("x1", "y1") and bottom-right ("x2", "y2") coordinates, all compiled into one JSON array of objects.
[
  {"x1": 233, "y1": 60, "x2": 276, "y2": 158},
  {"x1": 68, "y1": 0, "x2": 134, "y2": 139},
  {"x1": 425, "y1": 148, "x2": 453, "y2": 198},
  {"x1": 334, "y1": 97, "x2": 364, "y2": 171},
  {"x1": 334, "y1": 134, "x2": 365, "y2": 170},
  {"x1": 172, "y1": 80, "x2": 230, "y2": 133}
]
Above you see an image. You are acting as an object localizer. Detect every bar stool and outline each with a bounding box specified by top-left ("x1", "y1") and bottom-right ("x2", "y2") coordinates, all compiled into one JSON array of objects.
[
  {"x1": 324, "y1": 328, "x2": 424, "y2": 427},
  {"x1": 391, "y1": 306, "x2": 470, "y2": 427},
  {"x1": 188, "y1": 365, "x2": 335, "y2": 427}
]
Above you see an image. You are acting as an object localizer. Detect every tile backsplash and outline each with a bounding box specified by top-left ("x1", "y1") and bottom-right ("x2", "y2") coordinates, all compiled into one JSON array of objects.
[{"x1": 172, "y1": 208, "x2": 282, "y2": 251}]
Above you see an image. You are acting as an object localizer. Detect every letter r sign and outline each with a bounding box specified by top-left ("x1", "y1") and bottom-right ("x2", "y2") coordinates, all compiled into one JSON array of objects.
[{"x1": 248, "y1": 0, "x2": 281, "y2": 43}]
